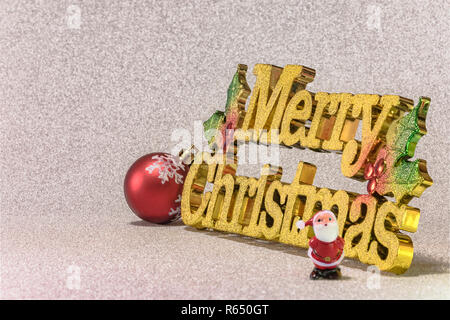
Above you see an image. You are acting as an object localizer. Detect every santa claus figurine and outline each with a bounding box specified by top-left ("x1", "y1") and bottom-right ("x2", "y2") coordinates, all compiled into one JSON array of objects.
[{"x1": 296, "y1": 210, "x2": 345, "y2": 280}]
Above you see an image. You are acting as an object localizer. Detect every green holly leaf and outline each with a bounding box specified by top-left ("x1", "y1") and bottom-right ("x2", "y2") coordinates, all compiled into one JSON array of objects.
[
  {"x1": 225, "y1": 68, "x2": 244, "y2": 113},
  {"x1": 377, "y1": 97, "x2": 432, "y2": 204},
  {"x1": 203, "y1": 110, "x2": 225, "y2": 146},
  {"x1": 388, "y1": 97, "x2": 429, "y2": 164},
  {"x1": 203, "y1": 64, "x2": 250, "y2": 148}
]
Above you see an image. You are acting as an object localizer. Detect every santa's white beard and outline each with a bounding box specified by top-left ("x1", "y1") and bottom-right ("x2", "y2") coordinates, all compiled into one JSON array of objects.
[{"x1": 314, "y1": 222, "x2": 339, "y2": 243}]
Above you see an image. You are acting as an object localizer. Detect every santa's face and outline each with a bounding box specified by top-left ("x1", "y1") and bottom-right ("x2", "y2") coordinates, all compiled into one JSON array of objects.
[{"x1": 313, "y1": 211, "x2": 339, "y2": 243}]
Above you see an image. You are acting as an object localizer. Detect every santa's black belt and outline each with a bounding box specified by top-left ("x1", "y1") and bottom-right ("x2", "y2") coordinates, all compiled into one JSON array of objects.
[{"x1": 312, "y1": 249, "x2": 342, "y2": 262}]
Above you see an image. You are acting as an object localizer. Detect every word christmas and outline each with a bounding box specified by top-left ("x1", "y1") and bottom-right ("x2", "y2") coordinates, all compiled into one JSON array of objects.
[{"x1": 181, "y1": 64, "x2": 433, "y2": 274}]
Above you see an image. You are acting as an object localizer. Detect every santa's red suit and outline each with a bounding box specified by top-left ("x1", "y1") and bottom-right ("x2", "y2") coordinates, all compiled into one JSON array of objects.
[{"x1": 308, "y1": 236, "x2": 345, "y2": 270}]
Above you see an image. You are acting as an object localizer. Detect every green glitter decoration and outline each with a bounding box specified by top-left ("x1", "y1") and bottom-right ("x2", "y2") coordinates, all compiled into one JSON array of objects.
[
  {"x1": 389, "y1": 97, "x2": 429, "y2": 164},
  {"x1": 203, "y1": 64, "x2": 250, "y2": 148},
  {"x1": 381, "y1": 96, "x2": 432, "y2": 203},
  {"x1": 225, "y1": 70, "x2": 241, "y2": 113},
  {"x1": 203, "y1": 110, "x2": 225, "y2": 145}
]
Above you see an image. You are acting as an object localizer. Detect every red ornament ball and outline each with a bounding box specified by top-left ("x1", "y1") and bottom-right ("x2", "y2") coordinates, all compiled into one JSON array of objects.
[{"x1": 124, "y1": 152, "x2": 189, "y2": 224}]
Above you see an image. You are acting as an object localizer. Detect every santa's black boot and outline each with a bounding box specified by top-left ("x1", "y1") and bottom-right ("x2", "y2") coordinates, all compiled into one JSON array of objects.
[
  {"x1": 323, "y1": 267, "x2": 342, "y2": 280},
  {"x1": 309, "y1": 268, "x2": 324, "y2": 280}
]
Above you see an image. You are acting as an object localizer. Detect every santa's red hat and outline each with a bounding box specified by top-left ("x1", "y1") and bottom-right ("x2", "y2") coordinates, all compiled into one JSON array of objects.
[{"x1": 296, "y1": 210, "x2": 335, "y2": 230}]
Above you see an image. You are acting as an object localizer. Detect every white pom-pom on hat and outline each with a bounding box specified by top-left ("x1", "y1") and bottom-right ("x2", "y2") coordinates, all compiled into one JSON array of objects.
[
  {"x1": 296, "y1": 216, "x2": 316, "y2": 230},
  {"x1": 296, "y1": 220, "x2": 306, "y2": 229}
]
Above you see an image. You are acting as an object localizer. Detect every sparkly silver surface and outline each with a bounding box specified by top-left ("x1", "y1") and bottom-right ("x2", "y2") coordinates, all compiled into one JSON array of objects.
[{"x1": 1, "y1": 0, "x2": 449, "y2": 299}]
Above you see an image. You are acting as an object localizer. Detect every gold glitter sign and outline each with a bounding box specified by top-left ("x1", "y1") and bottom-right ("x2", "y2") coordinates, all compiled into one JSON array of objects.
[{"x1": 181, "y1": 64, "x2": 433, "y2": 274}]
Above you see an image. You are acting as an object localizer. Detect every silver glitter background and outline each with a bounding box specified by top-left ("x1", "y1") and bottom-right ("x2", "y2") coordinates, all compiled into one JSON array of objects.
[{"x1": 1, "y1": 0, "x2": 449, "y2": 299}]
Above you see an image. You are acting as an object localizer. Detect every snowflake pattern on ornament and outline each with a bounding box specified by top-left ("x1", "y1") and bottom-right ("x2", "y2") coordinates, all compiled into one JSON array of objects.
[
  {"x1": 145, "y1": 154, "x2": 186, "y2": 184},
  {"x1": 168, "y1": 195, "x2": 182, "y2": 220}
]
